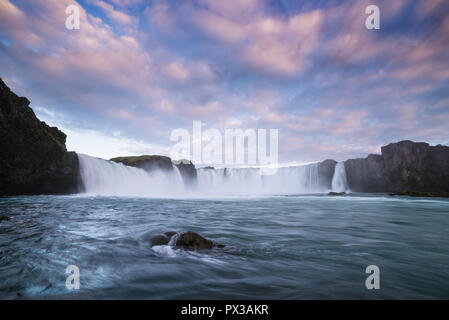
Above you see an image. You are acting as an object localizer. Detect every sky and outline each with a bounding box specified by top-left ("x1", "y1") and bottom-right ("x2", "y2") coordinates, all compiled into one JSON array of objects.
[{"x1": 0, "y1": 0, "x2": 448, "y2": 163}]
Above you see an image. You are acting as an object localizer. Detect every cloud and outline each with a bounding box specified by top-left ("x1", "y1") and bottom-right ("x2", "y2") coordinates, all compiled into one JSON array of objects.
[
  {"x1": 192, "y1": 7, "x2": 323, "y2": 76},
  {"x1": 164, "y1": 62, "x2": 190, "y2": 82},
  {"x1": 144, "y1": 1, "x2": 174, "y2": 31},
  {"x1": 108, "y1": 0, "x2": 144, "y2": 8},
  {"x1": 1, "y1": 0, "x2": 449, "y2": 163},
  {"x1": 93, "y1": 1, "x2": 138, "y2": 27}
]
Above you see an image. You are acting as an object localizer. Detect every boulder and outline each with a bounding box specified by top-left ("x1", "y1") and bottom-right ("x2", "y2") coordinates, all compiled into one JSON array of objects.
[
  {"x1": 175, "y1": 231, "x2": 215, "y2": 250},
  {"x1": 149, "y1": 231, "x2": 178, "y2": 246},
  {"x1": 0, "y1": 78, "x2": 80, "y2": 195},
  {"x1": 0, "y1": 215, "x2": 10, "y2": 222},
  {"x1": 149, "y1": 231, "x2": 225, "y2": 250}
]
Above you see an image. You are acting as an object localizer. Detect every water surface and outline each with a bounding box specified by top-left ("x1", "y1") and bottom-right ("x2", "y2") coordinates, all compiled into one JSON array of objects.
[{"x1": 0, "y1": 194, "x2": 448, "y2": 299}]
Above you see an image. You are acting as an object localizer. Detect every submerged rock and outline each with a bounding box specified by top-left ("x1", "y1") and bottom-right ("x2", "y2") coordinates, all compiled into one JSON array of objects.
[
  {"x1": 149, "y1": 231, "x2": 178, "y2": 246},
  {"x1": 150, "y1": 235, "x2": 171, "y2": 246},
  {"x1": 175, "y1": 231, "x2": 215, "y2": 250},
  {"x1": 149, "y1": 231, "x2": 225, "y2": 250},
  {"x1": 328, "y1": 192, "x2": 346, "y2": 196}
]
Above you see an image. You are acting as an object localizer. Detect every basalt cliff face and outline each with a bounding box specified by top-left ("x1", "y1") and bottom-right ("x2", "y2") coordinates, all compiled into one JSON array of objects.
[
  {"x1": 316, "y1": 159, "x2": 337, "y2": 190},
  {"x1": 344, "y1": 141, "x2": 449, "y2": 193},
  {"x1": 0, "y1": 78, "x2": 79, "y2": 196},
  {"x1": 111, "y1": 155, "x2": 174, "y2": 171},
  {"x1": 110, "y1": 156, "x2": 198, "y2": 186}
]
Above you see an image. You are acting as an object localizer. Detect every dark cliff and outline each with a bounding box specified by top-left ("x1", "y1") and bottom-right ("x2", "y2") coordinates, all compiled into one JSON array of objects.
[
  {"x1": 173, "y1": 159, "x2": 197, "y2": 186},
  {"x1": 317, "y1": 159, "x2": 337, "y2": 190},
  {"x1": 111, "y1": 155, "x2": 173, "y2": 172},
  {"x1": 111, "y1": 156, "x2": 198, "y2": 186},
  {"x1": 0, "y1": 78, "x2": 79, "y2": 195},
  {"x1": 345, "y1": 140, "x2": 449, "y2": 192}
]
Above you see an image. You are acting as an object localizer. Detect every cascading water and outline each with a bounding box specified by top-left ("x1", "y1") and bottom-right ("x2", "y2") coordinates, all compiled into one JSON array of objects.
[
  {"x1": 78, "y1": 154, "x2": 337, "y2": 197},
  {"x1": 197, "y1": 163, "x2": 329, "y2": 196},
  {"x1": 331, "y1": 161, "x2": 349, "y2": 192},
  {"x1": 78, "y1": 154, "x2": 185, "y2": 197}
]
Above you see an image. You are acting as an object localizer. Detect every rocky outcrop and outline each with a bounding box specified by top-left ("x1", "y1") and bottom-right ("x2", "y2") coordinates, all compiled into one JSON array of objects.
[
  {"x1": 0, "y1": 78, "x2": 79, "y2": 196},
  {"x1": 328, "y1": 192, "x2": 346, "y2": 196},
  {"x1": 345, "y1": 140, "x2": 449, "y2": 193},
  {"x1": 111, "y1": 156, "x2": 198, "y2": 186},
  {"x1": 110, "y1": 155, "x2": 173, "y2": 172},
  {"x1": 317, "y1": 159, "x2": 337, "y2": 190},
  {"x1": 149, "y1": 231, "x2": 177, "y2": 246},
  {"x1": 149, "y1": 231, "x2": 225, "y2": 250},
  {"x1": 173, "y1": 159, "x2": 197, "y2": 186}
]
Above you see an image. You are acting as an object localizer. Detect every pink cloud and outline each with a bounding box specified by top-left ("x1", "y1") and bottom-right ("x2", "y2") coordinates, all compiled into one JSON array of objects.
[
  {"x1": 192, "y1": 7, "x2": 323, "y2": 76},
  {"x1": 164, "y1": 62, "x2": 190, "y2": 82},
  {"x1": 94, "y1": 1, "x2": 138, "y2": 26},
  {"x1": 262, "y1": 112, "x2": 288, "y2": 124}
]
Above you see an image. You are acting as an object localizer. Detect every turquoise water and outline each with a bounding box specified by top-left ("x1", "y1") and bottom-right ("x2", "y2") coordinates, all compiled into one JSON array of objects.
[{"x1": 0, "y1": 194, "x2": 449, "y2": 299}]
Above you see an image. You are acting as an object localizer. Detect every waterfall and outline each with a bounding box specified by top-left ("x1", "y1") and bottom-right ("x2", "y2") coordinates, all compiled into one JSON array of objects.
[
  {"x1": 197, "y1": 163, "x2": 329, "y2": 196},
  {"x1": 78, "y1": 154, "x2": 185, "y2": 197},
  {"x1": 78, "y1": 154, "x2": 334, "y2": 197},
  {"x1": 331, "y1": 161, "x2": 349, "y2": 192}
]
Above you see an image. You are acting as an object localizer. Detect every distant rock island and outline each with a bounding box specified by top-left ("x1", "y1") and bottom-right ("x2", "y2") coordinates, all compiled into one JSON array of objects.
[{"x1": 1, "y1": 77, "x2": 448, "y2": 197}]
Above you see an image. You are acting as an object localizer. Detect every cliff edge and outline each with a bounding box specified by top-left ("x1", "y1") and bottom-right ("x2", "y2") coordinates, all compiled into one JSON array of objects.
[
  {"x1": 0, "y1": 78, "x2": 79, "y2": 195},
  {"x1": 345, "y1": 140, "x2": 449, "y2": 192}
]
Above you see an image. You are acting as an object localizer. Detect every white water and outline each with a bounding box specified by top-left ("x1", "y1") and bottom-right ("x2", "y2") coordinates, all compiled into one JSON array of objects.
[
  {"x1": 78, "y1": 154, "x2": 185, "y2": 197},
  {"x1": 331, "y1": 161, "x2": 349, "y2": 192},
  {"x1": 78, "y1": 154, "x2": 348, "y2": 197},
  {"x1": 197, "y1": 164, "x2": 328, "y2": 195}
]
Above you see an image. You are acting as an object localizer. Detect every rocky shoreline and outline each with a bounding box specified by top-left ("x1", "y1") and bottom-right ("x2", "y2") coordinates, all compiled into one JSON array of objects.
[{"x1": 1, "y1": 78, "x2": 448, "y2": 197}]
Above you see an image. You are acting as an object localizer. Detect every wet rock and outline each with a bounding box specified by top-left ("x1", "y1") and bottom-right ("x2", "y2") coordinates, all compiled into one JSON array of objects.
[
  {"x1": 328, "y1": 192, "x2": 346, "y2": 196},
  {"x1": 149, "y1": 231, "x2": 225, "y2": 250},
  {"x1": 150, "y1": 234, "x2": 171, "y2": 246},
  {"x1": 164, "y1": 231, "x2": 177, "y2": 238},
  {"x1": 317, "y1": 159, "x2": 338, "y2": 190},
  {"x1": 0, "y1": 215, "x2": 10, "y2": 222},
  {"x1": 173, "y1": 159, "x2": 197, "y2": 186},
  {"x1": 148, "y1": 231, "x2": 180, "y2": 247},
  {"x1": 175, "y1": 231, "x2": 215, "y2": 250}
]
